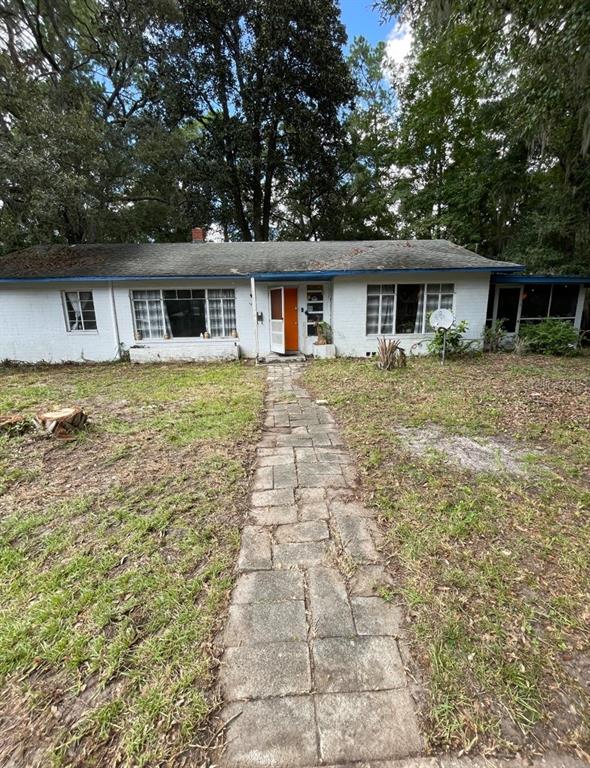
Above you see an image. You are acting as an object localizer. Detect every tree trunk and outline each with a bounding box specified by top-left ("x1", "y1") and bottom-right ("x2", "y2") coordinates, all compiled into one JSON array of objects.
[{"x1": 35, "y1": 407, "x2": 88, "y2": 437}]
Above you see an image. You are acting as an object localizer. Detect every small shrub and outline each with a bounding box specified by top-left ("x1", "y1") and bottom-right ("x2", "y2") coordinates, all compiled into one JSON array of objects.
[
  {"x1": 376, "y1": 337, "x2": 407, "y2": 370},
  {"x1": 518, "y1": 319, "x2": 580, "y2": 356},
  {"x1": 427, "y1": 320, "x2": 470, "y2": 357},
  {"x1": 315, "y1": 321, "x2": 333, "y2": 345},
  {"x1": 483, "y1": 320, "x2": 506, "y2": 352}
]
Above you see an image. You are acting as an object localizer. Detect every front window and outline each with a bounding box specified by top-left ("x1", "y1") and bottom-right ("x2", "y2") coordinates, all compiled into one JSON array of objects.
[
  {"x1": 306, "y1": 285, "x2": 324, "y2": 336},
  {"x1": 131, "y1": 288, "x2": 236, "y2": 339},
  {"x1": 163, "y1": 289, "x2": 206, "y2": 337},
  {"x1": 366, "y1": 284, "x2": 395, "y2": 334},
  {"x1": 63, "y1": 291, "x2": 97, "y2": 331},
  {"x1": 366, "y1": 283, "x2": 454, "y2": 335}
]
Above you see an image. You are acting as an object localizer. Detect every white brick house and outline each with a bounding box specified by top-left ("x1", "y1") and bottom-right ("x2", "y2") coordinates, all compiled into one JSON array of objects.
[{"x1": 1, "y1": 238, "x2": 581, "y2": 364}]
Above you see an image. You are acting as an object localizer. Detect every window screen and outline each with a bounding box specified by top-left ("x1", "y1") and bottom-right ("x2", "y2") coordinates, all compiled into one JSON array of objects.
[
  {"x1": 521, "y1": 285, "x2": 551, "y2": 319},
  {"x1": 162, "y1": 289, "x2": 206, "y2": 337},
  {"x1": 549, "y1": 285, "x2": 578, "y2": 318}
]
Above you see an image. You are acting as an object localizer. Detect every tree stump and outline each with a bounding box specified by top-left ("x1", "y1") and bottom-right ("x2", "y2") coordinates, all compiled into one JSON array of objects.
[{"x1": 34, "y1": 407, "x2": 88, "y2": 437}]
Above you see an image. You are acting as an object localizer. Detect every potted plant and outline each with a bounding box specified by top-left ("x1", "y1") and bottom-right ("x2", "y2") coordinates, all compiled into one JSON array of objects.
[{"x1": 313, "y1": 321, "x2": 336, "y2": 358}]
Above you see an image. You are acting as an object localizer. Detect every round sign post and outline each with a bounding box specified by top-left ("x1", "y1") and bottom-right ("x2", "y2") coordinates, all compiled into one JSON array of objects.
[{"x1": 429, "y1": 308, "x2": 455, "y2": 366}]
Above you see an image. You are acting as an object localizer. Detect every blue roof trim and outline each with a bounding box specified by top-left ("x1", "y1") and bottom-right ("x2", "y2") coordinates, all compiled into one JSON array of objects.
[
  {"x1": 255, "y1": 266, "x2": 523, "y2": 281},
  {"x1": 494, "y1": 274, "x2": 589, "y2": 284},
  {"x1": 0, "y1": 273, "x2": 248, "y2": 284},
  {"x1": 0, "y1": 264, "x2": 524, "y2": 284}
]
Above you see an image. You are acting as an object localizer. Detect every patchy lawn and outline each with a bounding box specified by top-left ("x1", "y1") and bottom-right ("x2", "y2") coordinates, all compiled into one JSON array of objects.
[
  {"x1": 304, "y1": 354, "x2": 590, "y2": 759},
  {"x1": 0, "y1": 361, "x2": 264, "y2": 767}
]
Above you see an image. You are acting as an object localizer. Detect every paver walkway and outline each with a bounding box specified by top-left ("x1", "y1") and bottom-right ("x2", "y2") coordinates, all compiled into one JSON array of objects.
[{"x1": 219, "y1": 363, "x2": 422, "y2": 767}]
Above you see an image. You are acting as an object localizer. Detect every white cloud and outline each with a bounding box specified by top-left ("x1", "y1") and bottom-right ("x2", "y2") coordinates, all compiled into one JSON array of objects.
[{"x1": 384, "y1": 21, "x2": 413, "y2": 72}]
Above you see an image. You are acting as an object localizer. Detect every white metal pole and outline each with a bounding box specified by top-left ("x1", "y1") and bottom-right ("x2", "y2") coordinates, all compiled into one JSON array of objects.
[
  {"x1": 250, "y1": 276, "x2": 259, "y2": 363},
  {"x1": 109, "y1": 281, "x2": 122, "y2": 360}
]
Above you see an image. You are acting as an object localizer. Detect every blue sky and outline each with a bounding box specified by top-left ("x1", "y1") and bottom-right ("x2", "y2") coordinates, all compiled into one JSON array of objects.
[
  {"x1": 339, "y1": 0, "x2": 395, "y2": 49},
  {"x1": 338, "y1": 1, "x2": 413, "y2": 68}
]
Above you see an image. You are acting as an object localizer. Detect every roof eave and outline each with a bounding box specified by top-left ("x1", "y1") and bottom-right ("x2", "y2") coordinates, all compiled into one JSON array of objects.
[
  {"x1": 0, "y1": 264, "x2": 525, "y2": 283},
  {"x1": 494, "y1": 273, "x2": 589, "y2": 284}
]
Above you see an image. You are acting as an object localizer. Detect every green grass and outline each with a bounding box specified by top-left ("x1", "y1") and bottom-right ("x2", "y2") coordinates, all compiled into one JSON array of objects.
[
  {"x1": 0, "y1": 361, "x2": 264, "y2": 766},
  {"x1": 305, "y1": 353, "x2": 590, "y2": 756}
]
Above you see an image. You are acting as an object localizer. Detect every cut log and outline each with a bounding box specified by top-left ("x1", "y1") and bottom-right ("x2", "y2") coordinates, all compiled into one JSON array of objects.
[
  {"x1": 34, "y1": 407, "x2": 88, "y2": 437},
  {"x1": 0, "y1": 414, "x2": 31, "y2": 436}
]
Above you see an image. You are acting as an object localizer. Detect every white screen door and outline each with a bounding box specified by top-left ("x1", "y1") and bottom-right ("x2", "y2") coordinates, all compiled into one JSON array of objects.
[{"x1": 270, "y1": 287, "x2": 285, "y2": 353}]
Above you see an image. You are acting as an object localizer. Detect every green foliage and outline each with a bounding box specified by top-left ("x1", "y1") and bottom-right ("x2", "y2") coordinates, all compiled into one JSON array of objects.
[
  {"x1": 518, "y1": 320, "x2": 580, "y2": 356},
  {"x1": 427, "y1": 320, "x2": 470, "y2": 357},
  {"x1": 377, "y1": 0, "x2": 590, "y2": 275},
  {"x1": 157, "y1": 0, "x2": 355, "y2": 242},
  {"x1": 334, "y1": 37, "x2": 401, "y2": 239},
  {"x1": 0, "y1": 0, "x2": 354, "y2": 250}
]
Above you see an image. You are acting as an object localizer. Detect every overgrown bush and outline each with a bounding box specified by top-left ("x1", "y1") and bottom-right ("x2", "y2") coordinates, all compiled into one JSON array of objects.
[
  {"x1": 518, "y1": 319, "x2": 580, "y2": 356},
  {"x1": 427, "y1": 320, "x2": 470, "y2": 357}
]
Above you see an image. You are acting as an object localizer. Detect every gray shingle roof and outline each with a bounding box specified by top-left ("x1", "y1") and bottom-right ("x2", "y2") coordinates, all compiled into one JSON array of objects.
[{"x1": 0, "y1": 240, "x2": 522, "y2": 280}]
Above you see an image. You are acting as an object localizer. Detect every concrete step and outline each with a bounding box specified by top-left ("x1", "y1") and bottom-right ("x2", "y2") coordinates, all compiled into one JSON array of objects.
[{"x1": 261, "y1": 352, "x2": 307, "y2": 364}]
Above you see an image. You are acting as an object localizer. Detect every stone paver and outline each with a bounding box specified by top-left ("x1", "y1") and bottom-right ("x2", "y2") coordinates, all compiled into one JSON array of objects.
[
  {"x1": 315, "y1": 689, "x2": 422, "y2": 763},
  {"x1": 221, "y1": 697, "x2": 318, "y2": 767},
  {"x1": 274, "y1": 520, "x2": 330, "y2": 543},
  {"x1": 219, "y1": 363, "x2": 421, "y2": 767},
  {"x1": 312, "y1": 635, "x2": 405, "y2": 692},
  {"x1": 224, "y1": 600, "x2": 307, "y2": 645},
  {"x1": 352, "y1": 595, "x2": 404, "y2": 635},
  {"x1": 220, "y1": 642, "x2": 311, "y2": 698},
  {"x1": 232, "y1": 570, "x2": 304, "y2": 604}
]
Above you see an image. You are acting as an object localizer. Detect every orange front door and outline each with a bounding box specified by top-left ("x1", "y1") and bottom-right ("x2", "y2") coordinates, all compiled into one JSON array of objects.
[{"x1": 284, "y1": 287, "x2": 299, "y2": 352}]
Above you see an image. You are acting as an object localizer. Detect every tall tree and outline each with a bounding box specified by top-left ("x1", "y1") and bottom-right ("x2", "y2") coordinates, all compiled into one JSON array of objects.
[
  {"x1": 337, "y1": 37, "x2": 400, "y2": 239},
  {"x1": 379, "y1": 0, "x2": 590, "y2": 273},
  {"x1": 0, "y1": 0, "x2": 210, "y2": 252},
  {"x1": 158, "y1": 0, "x2": 355, "y2": 241}
]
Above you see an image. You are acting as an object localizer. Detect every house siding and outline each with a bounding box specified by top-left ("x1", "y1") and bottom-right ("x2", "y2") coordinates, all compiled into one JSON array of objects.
[
  {"x1": 331, "y1": 272, "x2": 491, "y2": 357},
  {"x1": 0, "y1": 283, "x2": 119, "y2": 363},
  {"x1": 0, "y1": 272, "x2": 490, "y2": 363},
  {"x1": 0, "y1": 280, "x2": 255, "y2": 363}
]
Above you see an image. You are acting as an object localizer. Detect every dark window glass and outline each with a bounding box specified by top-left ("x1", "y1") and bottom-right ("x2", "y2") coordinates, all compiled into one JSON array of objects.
[
  {"x1": 64, "y1": 291, "x2": 97, "y2": 331},
  {"x1": 521, "y1": 284, "x2": 550, "y2": 318},
  {"x1": 396, "y1": 284, "x2": 422, "y2": 333},
  {"x1": 550, "y1": 285, "x2": 578, "y2": 317},
  {"x1": 496, "y1": 288, "x2": 520, "y2": 333},
  {"x1": 164, "y1": 297, "x2": 206, "y2": 337}
]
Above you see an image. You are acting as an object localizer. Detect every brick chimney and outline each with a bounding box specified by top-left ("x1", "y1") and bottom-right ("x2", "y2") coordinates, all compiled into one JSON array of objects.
[{"x1": 191, "y1": 226, "x2": 205, "y2": 243}]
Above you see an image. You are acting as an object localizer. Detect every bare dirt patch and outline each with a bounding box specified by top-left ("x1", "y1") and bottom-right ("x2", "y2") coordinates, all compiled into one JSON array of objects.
[{"x1": 395, "y1": 424, "x2": 538, "y2": 474}]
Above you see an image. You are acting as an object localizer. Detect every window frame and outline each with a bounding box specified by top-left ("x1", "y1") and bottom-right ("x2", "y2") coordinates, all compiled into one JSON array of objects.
[
  {"x1": 365, "y1": 282, "x2": 455, "y2": 336},
  {"x1": 519, "y1": 283, "x2": 578, "y2": 327},
  {"x1": 62, "y1": 290, "x2": 98, "y2": 333},
  {"x1": 305, "y1": 284, "x2": 325, "y2": 337},
  {"x1": 130, "y1": 287, "x2": 237, "y2": 340}
]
